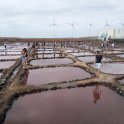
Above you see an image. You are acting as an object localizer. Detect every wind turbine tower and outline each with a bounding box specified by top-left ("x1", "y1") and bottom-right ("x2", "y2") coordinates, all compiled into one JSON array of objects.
[
  {"x1": 68, "y1": 21, "x2": 75, "y2": 38},
  {"x1": 89, "y1": 23, "x2": 94, "y2": 37},
  {"x1": 50, "y1": 17, "x2": 57, "y2": 39}
]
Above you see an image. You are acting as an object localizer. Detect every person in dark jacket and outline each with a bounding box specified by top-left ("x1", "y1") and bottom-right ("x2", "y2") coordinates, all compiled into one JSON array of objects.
[{"x1": 95, "y1": 51, "x2": 103, "y2": 77}]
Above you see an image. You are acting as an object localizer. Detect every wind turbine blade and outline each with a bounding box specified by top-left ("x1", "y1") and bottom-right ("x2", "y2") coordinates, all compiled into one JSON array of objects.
[{"x1": 105, "y1": 18, "x2": 111, "y2": 26}]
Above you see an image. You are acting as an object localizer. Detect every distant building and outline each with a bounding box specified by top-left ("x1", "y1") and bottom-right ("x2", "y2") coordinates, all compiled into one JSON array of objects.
[{"x1": 98, "y1": 26, "x2": 124, "y2": 40}]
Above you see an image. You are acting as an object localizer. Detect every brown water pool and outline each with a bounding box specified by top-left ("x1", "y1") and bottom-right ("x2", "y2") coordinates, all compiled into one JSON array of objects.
[
  {"x1": 4, "y1": 86, "x2": 124, "y2": 124},
  {"x1": 31, "y1": 58, "x2": 73, "y2": 66},
  {"x1": 27, "y1": 67, "x2": 91, "y2": 85},
  {"x1": 92, "y1": 62, "x2": 124, "y2": 74},
  {"x1": 0, "y1": 61, "x2": 16, "y2": 69}
]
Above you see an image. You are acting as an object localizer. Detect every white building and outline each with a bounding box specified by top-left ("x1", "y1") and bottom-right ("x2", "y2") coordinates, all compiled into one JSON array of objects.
[{"x1": 98, "y1": 26, "x2": 124, "y2": 40}]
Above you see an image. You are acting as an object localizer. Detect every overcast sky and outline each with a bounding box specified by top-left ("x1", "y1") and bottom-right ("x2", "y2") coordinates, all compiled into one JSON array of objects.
[{"x1": 0, "y1": 0, "x2": 124, "y2": 38}]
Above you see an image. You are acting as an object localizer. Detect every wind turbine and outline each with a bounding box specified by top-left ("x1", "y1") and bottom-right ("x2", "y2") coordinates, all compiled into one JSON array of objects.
[
  {"x1": 68, "y1": 21, "x2": 75, "y2": 38},
  {"x1": 89, "y1": 23, "x2": 94, "y2": 37},
  {"x1": 50, "y1": 17, "x2": 57, "y2": 39},
  {"x1": 104, "y1": 18, "x2": 111, "y2": 28},
  {"x1": 103, "y1": 18, "x2": 111, "y2": 41}
]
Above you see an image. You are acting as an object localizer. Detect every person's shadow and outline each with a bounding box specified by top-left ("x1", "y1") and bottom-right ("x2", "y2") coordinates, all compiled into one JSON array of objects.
[
  {"x1": 93, "y1": 85, "x2": 101, "y2": 104},
  {"x1": 21, "y1": 69, "x2": 29, "y2": 85}
]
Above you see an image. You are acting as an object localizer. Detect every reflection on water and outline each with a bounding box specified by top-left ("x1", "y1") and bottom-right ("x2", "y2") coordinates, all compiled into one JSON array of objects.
[
  {"x1": 5, "y1": 86, "x2": 124, "y2": 124},
  {"x1": 27, "y1": 67, "x2": 91, "y2": 85},
  {"x1": 20, "y1": 70, "x2": 29, "y2": 84},
  {"x1": 93, "y1": 86, "x2": 101, "y2": 104}
]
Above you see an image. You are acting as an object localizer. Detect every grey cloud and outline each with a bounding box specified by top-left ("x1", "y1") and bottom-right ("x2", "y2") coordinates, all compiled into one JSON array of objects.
[{"x1": 0, "y1": 0, "x2": 124, "y2": 38}]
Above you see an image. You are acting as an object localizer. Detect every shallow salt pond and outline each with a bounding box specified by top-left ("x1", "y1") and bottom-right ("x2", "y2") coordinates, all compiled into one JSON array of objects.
[
  {"x1": 38, "y1": 51, "x2": 59, "y2": 54},
  {"x1": 31, "y1": 58, "x2": 73, "y2": 66},
  {"x1": 119, "y1": 79, "x2": 124, "y2": 85},
  {"x1": 0, "y1": 51, "x2": 21, "y2": 55},
  {"x1": 104, "y1": 51, "x2": 123, "y2": 54},
  {"x1": 0, "y1": 61, "x2": 16, "y2": 69},
  {"x1": 92, "y1": 62, "x2": 124, "y2": 74},
  {"x1": 38, "y1": 48, "x2": 54, "y2": 51},
  {"x1": 70, "y1": 52, "x2": 93, "y2": 56},
  {"x1": 27, "y1": 67, "x2": 91, "y2": 85},
  {"x1": 0, "y1": 44, "x2": 28, "y2": 51},
  {"x1": 5, "y1": 86, "x2": 124, "y2": 124},
  {"x1": 38, "y1": 54, "x2": 62, "y2": 58},
  {"x1": 65, "y1": 49, "x2": 79, "y2": 53},
  {"x1": 78, "y1": 56, "x2": 111, "y2": 63},
  {"x1": 0, "y1": 55, "x2": 20, "y2": 60}
]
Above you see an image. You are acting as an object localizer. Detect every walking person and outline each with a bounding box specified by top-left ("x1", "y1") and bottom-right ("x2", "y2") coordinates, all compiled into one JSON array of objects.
[
  {"x1": 3, "y1": 43, "x2": 7, "y2": 55},
  {"x1": 111, "y1": 42, "x2": 115, "y2": 48},
  {"x1": 4, "y1": 43, "x2": 7, "y2": 49},
  {"x1": 30, "y1": 44, "x2": 38, "y2": 59},
  {"x1": 21, "y1": 48, "x2": 28, "y2": 67},
  {"x1": 28, "y1": 42, "x2": 30, "y2": 47},
  {"x1": 95, "y1": 51, "x2": 103, "y2": 77},
  {"x1": 88, "y1": 41, "x2": 91, "y2": 50},
  {"x1": 101, "y1": 42, "x2": 104, "y2": 51}
]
